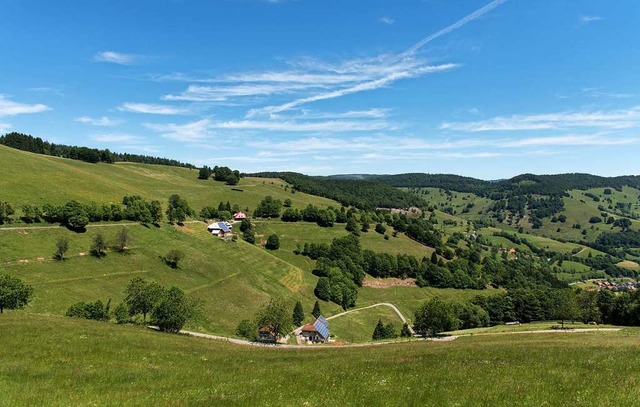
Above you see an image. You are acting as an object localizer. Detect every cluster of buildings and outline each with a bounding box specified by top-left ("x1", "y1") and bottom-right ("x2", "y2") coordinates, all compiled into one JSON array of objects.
[
  {"x1": 593, "y1": 280, "x2": 640, "y2": 292},
  {"x1": 258, "y1": 316, "x2": 331, "y2": 344},
  {"x1": 206, "y1": 212, "x2": 247, "y2": 238}
]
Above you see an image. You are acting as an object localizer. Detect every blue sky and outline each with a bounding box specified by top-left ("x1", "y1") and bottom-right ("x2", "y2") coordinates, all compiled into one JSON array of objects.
[{"x1": 1, "y1": 0, "x2": 639, "y2": 179}]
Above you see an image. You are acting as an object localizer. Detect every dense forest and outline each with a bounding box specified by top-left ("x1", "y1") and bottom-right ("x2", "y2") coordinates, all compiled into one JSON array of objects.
[
  {"x1": 357, "y1": 172, "x2": 640, "y2": 197},
  {"x1": 248, "y1": 172, "x2": 423, "y2": 210},
  {"x1": 0, "y1": 132, "x2": 195, "y2": 168}
]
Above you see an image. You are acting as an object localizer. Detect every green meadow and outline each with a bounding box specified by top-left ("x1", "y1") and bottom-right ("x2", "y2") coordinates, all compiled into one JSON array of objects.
[
  {"x1": 0, "y1": 144, "x2": 336, "y2": 211},
  {"x1": 2, "y1": 313, "x2": 640, "y2": 406}
]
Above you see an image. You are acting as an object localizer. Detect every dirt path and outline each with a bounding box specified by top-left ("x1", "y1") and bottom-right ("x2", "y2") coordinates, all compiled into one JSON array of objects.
[
  {"x1": 326, "y1": 302, "x2": 414, "y2": 334},
  {"x1": 458, "y1": 328, "x2": 621, "y2": 337},
  {"x1": 153, "y1": 326, "x2": 620, "y2": 349}
]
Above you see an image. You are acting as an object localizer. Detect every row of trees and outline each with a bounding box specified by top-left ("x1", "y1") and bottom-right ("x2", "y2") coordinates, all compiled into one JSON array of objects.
[
  {"x1": 1, "y1": 194, "x2": 196, "y2": 229},
  {"x1": 0, "y1": 132, "x2": 195, "y2": 167},
  {"x1": 198, "y1": 165, "x2": 241, "y2": 185},
  {"x1": 65, "y1": 277, "x2": 200, "y2": 332}
]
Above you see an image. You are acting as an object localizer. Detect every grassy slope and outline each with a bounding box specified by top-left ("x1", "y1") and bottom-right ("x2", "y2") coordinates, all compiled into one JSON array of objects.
[
  {"x1": 0, "y1": 220, "x2": 480, "y2": 336},
  {"x1": 0, "y1": 222, "x2": 342, "y2": 335},
  {"x1": 328, "y1": 306, "x2": 406, "y2": 343},
  {"x1": 2, "y1": 313, "x2": 640, "y2": 406},
  {"x1": 0, "y1": 145, "x2": 336, "y2": 211}
]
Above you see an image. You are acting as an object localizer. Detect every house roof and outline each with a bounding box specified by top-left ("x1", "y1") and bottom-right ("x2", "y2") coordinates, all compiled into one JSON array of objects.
[
  {"x1": 313, "y1": 316, "x2": 329, "y2": 339},
  {"x1": 208, "y1": 222, "x2": 232, "y2": 233},
  {"x1": 233, "y1": 212, "x2": 247, "y2": 218},
  {"x1": 301, "y1": 323, "x2": 317, "y2": 332}
]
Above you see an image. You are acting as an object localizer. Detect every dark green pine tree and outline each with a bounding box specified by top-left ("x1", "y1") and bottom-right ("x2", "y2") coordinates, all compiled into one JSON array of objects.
[
  {"x1": 311, "y1": 300, "x2": 321, "y2": 318},
  {"x1": 372, "y1": 319, "x2": 386, "y2": 340},
  {"x1": 292, "y1": 301, "x2": 304, "y2": 326},
  {"x1": 400, "y1": 323, "x2": 412, "y2": 337}
]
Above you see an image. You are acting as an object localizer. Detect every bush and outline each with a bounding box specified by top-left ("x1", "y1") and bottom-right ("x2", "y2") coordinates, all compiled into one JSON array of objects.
[
  {"x1": 243, "y1": 229, "x2": 256, "y2": 244},
  {"x1": 90, "y1": 234, "x2": 107, "y2": 257},
  {"x1": 66, "y1": 299, "x2": 111, "y2": 321},
  {"x1": 165, "y1": 250, "x2": 184, "y2": 268},
  {"x1": 151, "y1": 287, "x2": 199, "y2": 333},
  {"x1": 113, "y1": 302, "x2": 130, "y2": 324},
  {"x1": 265, "y1": 234, "x2": 280, "y2": 250},
  {"x1": 236, "y1": 319, "x2": 257, "y2": 340}
]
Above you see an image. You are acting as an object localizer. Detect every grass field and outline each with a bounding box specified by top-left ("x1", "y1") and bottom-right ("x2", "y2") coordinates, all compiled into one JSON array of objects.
[
  {"x1": 0, "y1": 145, "x2": 337, "y2": 212},
  {"x1": 328, "y1": 306, "x2": 406, "y2": 343},
  {"x1": 0, "y1": 222, "x2": 344, "y2": 335},
  {"x1": 0, "y1": 220, "x2": 472, "y2": 337},
  {"x1": 2, "y1": 313, "x2": 640, "y2": 406}
]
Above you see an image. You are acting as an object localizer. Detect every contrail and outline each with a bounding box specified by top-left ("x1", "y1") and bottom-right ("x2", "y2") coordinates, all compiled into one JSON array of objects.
[
  {"x1": 248, "y1": 0, "x2": 507, "y2": 117},
  {"x1": 399, "y1": 0, "x2": 508, "y2": 61}
]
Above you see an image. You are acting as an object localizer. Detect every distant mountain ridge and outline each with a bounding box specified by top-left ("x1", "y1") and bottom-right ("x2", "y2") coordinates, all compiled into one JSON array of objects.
[{"x1": 332, "y1": 173, "x2": 640, "y2": 197}]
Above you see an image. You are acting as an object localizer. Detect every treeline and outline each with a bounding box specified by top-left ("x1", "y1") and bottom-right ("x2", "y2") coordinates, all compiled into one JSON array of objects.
[
  {"x1": 1, "y1": 194, "x2": 196, "y2": 229},
  {"x1": 474, "y1": 287, "x2": 640, "y2": 326},
  {"x1": 364, "y1": 172, "x2": 640, "y2": 198},
  {"x1": 0, "y1": 132, "x2": 195, "y2": 168},
  {"x1": 248, "y1": 172, "x2": 423, "y2": 210},
  {"x1": 301, "y1": 232, "x2": 565, "y2": 308}
]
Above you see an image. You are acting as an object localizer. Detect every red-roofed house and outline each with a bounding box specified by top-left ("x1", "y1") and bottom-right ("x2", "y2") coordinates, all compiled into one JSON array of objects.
[{"x1": 233, "y1": 212, "x2": 247, "y2": 220}]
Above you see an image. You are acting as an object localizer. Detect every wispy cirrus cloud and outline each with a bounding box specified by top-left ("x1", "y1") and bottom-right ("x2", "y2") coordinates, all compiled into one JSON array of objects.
[
  {"x1": 579, "y1": 15, "x2": 602, "y2": 25},
  {"x1": 162, "y1": 83, "x2": 317, "y2": 102},
  {"x1": 145, "y1": 116, "x2": 394, "y2": 142},
  {"x1": 380, "y1": 17, "x2": 395, "y2": 25},
  {"x1": 441, "y1": 106, "x2": 640, "y2": 132},
  {"x1": 246, "y1": 63, "x2": 460, "y2": 117},
  {"x1": 90, "y1": 133, "x2": 159, "y2": 153},
  {"x1": 93, "y1": 51, "x2": 140, "y2": 65},
  {"x1": 0, "y1": 95, "x2": 51, "y2": 116},
  {"x1": 246, "y1": 0, "x2": 505, "y2": 116},
  {"x1": 248, "y1": 133, "x2": 640, "y2": 154},
  {"x1": 91, "y1": 133, "x2": 143, "y2": 143},
  {"x1": 75, "y1": 116, "x2": 122, "y2": 126},
  {"x1": 117, "y1": 103, "x2": 193, "y2": 115}
]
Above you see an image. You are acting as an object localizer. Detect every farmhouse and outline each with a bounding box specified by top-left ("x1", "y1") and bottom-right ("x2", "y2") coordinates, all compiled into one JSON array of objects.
[
  {"x1": 233, "y1": 211, "x2": 247, "y2": 220},
  {"x1": 258, "y1": 326, "x2": 277, "y2": 342},
  {"x1": 207, "y1": 221, "x2": 232, "y2": 236},
  {"x1": 300, "y1": 316, "x2": 330, "y2": 343}
]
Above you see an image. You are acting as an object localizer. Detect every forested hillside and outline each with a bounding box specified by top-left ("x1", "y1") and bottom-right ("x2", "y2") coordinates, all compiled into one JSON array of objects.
[
  {"x1": 249, "y1": 172, "x2": 423, "y2": 209},
  {"x1": 0, "y1": 132, "x2": 195, "y2": 168}
]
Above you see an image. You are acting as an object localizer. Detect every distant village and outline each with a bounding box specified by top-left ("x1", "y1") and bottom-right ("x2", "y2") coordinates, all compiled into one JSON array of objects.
[{"x1": 592, "y1": 280, "x2": 640, "y2": 292}]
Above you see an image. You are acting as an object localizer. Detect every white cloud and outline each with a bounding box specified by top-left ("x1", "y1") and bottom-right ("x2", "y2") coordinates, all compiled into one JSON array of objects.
[
  {"x1": 145, "y1": 117, "x2": 393, "y2": 142},
  {"x1": 162, "y1": 83, "x2": 316, "y2": 102},
  {"x1": 91, "y1": 133, "x2": 143, "y2": 143},
  {"x1": 579, "y1": 15, "x2": 602, "y2": 24},
  {"x1": 0, "y1": 122, "x2": 11, "y2": 133},
  {"x1": 283, "y1": 108, "x2": 391, "y2": 120},
  {"x1": 441, "y1": 106, "x2": 640, "y2": 132},
  {"x1": 145, "y1": 119, "x2": 215, "y2": 141},
  {"x1": 75, "y1": 116, "x2": 121, "y2": 126},
  {"x1": 0, "y1": 95, "x2": 51, "y2": 117},
  {"x1": 117, "y1": 103, "x2": 192, "y2": 115},
  {"x1": 380, "y1": 17, "x2": 395, "y2": 25},
  {"x1": 247, "y1": 63, "x2": 460, "y2": 117},
  {"x1": 93, "y1": 51, "x2": 138, "y2": 65}
]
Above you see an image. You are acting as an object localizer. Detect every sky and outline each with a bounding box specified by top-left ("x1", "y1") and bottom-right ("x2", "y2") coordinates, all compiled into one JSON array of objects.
[{"x1": 1, "y1": 0, "x2": 639, "y2": 179}]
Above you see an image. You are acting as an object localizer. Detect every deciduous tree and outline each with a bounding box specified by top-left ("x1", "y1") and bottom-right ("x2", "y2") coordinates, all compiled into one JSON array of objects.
[{"x1": 0, "y1": 274, "x2": 33, "y2": 313}]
